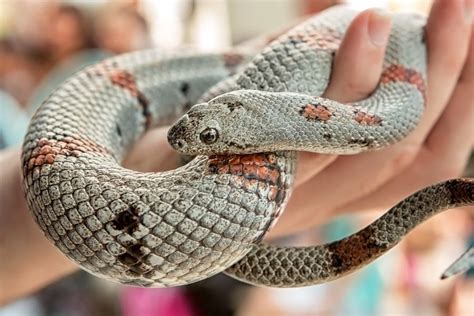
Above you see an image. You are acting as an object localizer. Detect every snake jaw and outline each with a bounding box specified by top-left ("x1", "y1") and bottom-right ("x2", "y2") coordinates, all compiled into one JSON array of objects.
[{"x1": 168, "y1": 114, "x2": 190, "y2": 152}]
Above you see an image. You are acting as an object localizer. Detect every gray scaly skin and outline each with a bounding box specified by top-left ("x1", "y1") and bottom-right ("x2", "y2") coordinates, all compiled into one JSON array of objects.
[
  {"x1": 170, "y1": 7, "x2": 474, "y2": 286},
  {"x1": 226, "y1": 179, "x2": 474, "y2": 287},
  {"x1": 22, "y1": 50, "x2": 292, "y2": 287},
  {"x1": 169, "y1": 9, "x2": 426, "y2": 155},
  {"x1": 22, "y1": 6, "x2": 473, "y2": 288}
]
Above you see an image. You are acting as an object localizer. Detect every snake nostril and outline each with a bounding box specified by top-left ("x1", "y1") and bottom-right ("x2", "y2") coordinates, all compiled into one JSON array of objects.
[{"x1": 175, "y1": 140, "x2": 186, "y2": 149}]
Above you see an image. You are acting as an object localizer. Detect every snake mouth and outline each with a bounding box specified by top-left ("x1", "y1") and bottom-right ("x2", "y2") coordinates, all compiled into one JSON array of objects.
[
  {"x1": 170, "y1": 138, "x2": 187, "y2": 151},
  {"x1": 168, "y1": 115, "x2": 189, "y2": 152}
]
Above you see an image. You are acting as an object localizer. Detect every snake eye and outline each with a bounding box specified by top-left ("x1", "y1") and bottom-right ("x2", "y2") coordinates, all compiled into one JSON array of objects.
[{"x1": 199, "y1": 128, "x2": 219, "y2": 145}]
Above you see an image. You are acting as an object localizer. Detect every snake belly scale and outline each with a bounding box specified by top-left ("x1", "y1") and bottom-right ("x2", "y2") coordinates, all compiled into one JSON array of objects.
[{"x1": 22, "y1": 6, "x2": 473, "y2": 288}]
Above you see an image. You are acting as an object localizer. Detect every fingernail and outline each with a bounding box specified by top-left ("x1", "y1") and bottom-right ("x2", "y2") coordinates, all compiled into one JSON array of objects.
[
  {"x1": 368, "y1": 9, "x2": 392, "y2": 47},
  {"x1": 465, "y1": 0, "x2": 473, "y2": 23}
]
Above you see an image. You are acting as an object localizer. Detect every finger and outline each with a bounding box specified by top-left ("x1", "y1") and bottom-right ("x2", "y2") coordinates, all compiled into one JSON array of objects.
[
  {"x1": 272, "y1": 1, "x2": 474, "y2": 236},
  {"x1": 408, "y1": 0, "x2": 473, "y2": 144},
  {"x1": 295, "y1": 9, "x2": 392, "y2": 185},
  {"x1": 334, "y1": 28, "x2": 474, "y2": 215},
  {"x1": 425, "y1": 23, "x2": 474, "y2": 171},
  {"x1": 324, "y1": 8, "x2": 392, "y2": 102},
  {"x1": 458, "y1": 23, "x2": 474, "y2": 86}
]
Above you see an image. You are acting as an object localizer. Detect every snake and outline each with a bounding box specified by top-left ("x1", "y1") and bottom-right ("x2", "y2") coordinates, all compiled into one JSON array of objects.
[{"x1": 22, "y1": 6, "x2": 473, "y2": 288}]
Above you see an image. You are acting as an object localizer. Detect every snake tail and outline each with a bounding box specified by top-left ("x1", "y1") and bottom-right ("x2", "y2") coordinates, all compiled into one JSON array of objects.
[
  {"x1": 225, "y1": 178, "x2": 474, "y2": 287},
  {"x1": 441, "y1": 247, "x2": 474, "y2": 279},
  {"x1": 21, "y1": 5, "x2": 473, "y2": 288}
]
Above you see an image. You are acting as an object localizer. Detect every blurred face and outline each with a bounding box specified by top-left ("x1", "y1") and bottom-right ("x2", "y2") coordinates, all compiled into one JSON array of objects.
[
  {"x1": 96, "y1": 13, "x2": 148, "y2": 54},
  {"x1": 48, "y1": 11, "x2": 85, "y2": 59},
  {"x1": 0, "y1": 51, "x2": 17, "y2": 75}
]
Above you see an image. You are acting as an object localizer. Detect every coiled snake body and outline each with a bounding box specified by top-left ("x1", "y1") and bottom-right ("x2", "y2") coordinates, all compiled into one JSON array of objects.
[{"x1": 22, "y1": 6, "x2": 473, "y2": 287}]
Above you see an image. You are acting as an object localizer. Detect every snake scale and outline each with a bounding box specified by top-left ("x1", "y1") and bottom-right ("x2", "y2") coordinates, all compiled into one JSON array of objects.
[{"x1": 22, "y1": 6, "x2": 473, "y2": 288}]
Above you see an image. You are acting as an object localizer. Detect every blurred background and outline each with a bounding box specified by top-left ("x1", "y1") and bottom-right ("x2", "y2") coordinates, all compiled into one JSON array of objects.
[{"x1": 0, "y1": 0, "x2": 472, "y2": 315}]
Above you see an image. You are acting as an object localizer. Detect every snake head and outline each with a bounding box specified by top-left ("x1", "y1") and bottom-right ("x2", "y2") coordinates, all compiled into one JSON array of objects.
[{"x1": 167, "y1": 91, "x2": 269, "y2": 155}]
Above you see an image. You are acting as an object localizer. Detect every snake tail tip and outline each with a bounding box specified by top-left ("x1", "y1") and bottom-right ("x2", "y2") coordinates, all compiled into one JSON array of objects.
[
  {"x1": 439, "y1": 269, "x2": 462, "y2": 280},
  {"x1": 439, "y1": 247, "x2": 474, "y2": 280}
]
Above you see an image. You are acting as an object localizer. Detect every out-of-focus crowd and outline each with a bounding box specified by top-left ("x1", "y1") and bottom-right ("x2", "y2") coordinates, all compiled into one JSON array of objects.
[
  {"x1": 0, "y1": 1, "x2": 149, "y2": 119},
  {"x1": 0, "y1": 1, "x2": 473, "y2": 316}
]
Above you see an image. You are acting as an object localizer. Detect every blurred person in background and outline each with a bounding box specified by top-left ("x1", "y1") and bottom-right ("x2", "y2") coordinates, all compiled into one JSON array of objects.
[
  {"x1": 1, "y1": 2, "x2": 153, "y2": 315},
  {"x1": 28, "y1": 3, "x2": 151, "y2": 113},
  {"x1": 1, "y1": 0, "x2": 473, "y2": 315},
  {"x1": 26, "y1": 4, "x2": 106, "y2": 112},
  {"x1": 1, "y1": 3, "x2": 99, "y2": 110},
  {"x1": 94, "y1": 5, "x2": 151, "y2": 55},
  {"x1": 45, "y1": 4, "x2": 96, "y2": 64},
  {"x1": 0, "y1": 38, "x2": 50, "y2": 107},
  {"x1": 0, "y1": 90, "x2": 29, "y2": 149}
]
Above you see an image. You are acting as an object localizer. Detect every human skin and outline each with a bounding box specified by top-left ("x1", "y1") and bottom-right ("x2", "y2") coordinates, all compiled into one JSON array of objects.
[
  {"x1": 272, "y1": 0, "x2": 474, "y2": 236},
  {"x1": 1, "y1": 0, "x2": 473, "y2": 305}
]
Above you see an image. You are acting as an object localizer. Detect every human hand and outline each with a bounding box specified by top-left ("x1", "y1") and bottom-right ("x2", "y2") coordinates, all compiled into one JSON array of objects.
[
  {"x1": 0, "y1": 148, "x2": 77, "y2": 305},
  {"x1": 3, "y1": 0, "x2": 471, "y2": 305},
  {"x1": 125, "y1": 1, "x2": 473, "y2": 239},
  {"x1": 124, "y1": 127, "x2": 178, "y2": 172},
  {"x1": 271, "y1": 0, "x2": 474, "y2": 237}
]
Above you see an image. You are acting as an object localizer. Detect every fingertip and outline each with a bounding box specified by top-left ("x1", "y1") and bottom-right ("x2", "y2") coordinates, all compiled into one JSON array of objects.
[
  {"x1": 324, "y1": 9, "x2": 391, "y2": 102},
  {"x1": 367, "y1": 8, "x2": 392, "y2": 47},
  {"x1": 465, "y1": 0, "x2": 474, "y2": 23},
  {"x1": 424, "y1": 0, "x2": 472, "y2": 117},
  {"x1": 343, "y1": 8, "x2": 392, "y2": 48},
  {"x1": 427, "y1": 0, "x2": 470, "y2": 37}
]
